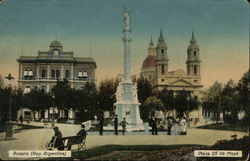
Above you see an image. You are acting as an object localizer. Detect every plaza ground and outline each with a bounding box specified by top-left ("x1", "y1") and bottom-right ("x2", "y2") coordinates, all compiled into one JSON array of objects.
[{"x1": 0, "y1": 122, "x2": 247, "y2": 160}]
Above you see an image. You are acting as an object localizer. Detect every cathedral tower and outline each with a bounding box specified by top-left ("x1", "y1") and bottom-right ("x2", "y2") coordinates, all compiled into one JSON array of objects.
[
  {"x1": 148, "y1": 36, "x2": 156, "y2": 56},
  {"x1": 186, "y1": 31, "x2": 201, "y2": 77},
  {"x1": 155, "y1": 30, "x2": 169, "y2": 76}
]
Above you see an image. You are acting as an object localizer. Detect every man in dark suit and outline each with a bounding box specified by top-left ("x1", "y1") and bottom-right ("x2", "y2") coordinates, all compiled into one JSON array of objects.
[{"x1": 114, "y1": 115, "x2": 118, "y2": 135}]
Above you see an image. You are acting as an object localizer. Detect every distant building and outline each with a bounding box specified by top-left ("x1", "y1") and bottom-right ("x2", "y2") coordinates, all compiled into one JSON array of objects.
[
  {"x1": 17, "y1": 40, "x2": 96, "y2": 93},
  {"x1": 141, "y1": 31, "x2": 207, "y2": 125},
  {"x1": 17, "y1": 40, "x2": 96, "y2": 120}
]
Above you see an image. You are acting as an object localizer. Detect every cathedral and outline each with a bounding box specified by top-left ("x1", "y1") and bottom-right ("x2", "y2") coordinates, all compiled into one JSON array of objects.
[
  {"x1": 141, "y1": 30, "x2": 204, "y2": 124},
  {"x1": 141, "y1": 30, "x2": 203, "y2": 95}
]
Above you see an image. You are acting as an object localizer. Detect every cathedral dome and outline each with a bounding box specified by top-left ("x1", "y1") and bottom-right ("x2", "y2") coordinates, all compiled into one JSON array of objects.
[
  {"x1": 50, "y1": 40, "x2": 62, "y2": 47},
  {"x1": 142, "y1": 55, "x2": 156, "y2": 68}
]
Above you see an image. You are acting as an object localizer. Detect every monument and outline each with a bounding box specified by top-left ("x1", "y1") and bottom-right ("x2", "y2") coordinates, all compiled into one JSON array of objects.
[{"x1": 114, "y1": 8, "x2": 143, "y2": 129}]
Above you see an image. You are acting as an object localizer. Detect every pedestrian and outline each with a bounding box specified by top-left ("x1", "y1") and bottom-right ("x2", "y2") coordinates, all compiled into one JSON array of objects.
[
  {"x1": 167, "y1": 117, "x2": 173, "y2": 135},
  {"x1": 99, "y1": 115, "x2": 104, "y2": 136},
  {"x1": 120, "y1": 117, "x2": 129, "y2": 135},
  {"x1": 77, "y1": 123, "x2": 88, "y2": 138},
  {"x1": 180, "y1": 117, "x2": 187, "y2": 135},
  {"x1": 19, "y1": 115, "x2": 23, "y2": 123},
  {"x1": 114, "y1": 115, "x2": 118, "y2": 135},
  {"x1": 149, "y1": 117, "x2": 155, "y2": 135},
  {"x1": 52, "y1": 126, "x2": 64, "y2": 150},
  {"x1": 153, "y1": 118, "x2": 158, "y2": 135}
]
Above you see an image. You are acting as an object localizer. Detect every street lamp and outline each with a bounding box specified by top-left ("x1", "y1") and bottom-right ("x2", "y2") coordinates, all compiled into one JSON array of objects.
[
  {"x1": 51, "y1": 94, "x2": 55, "y2": 127},
  {"x1": 186, "y1": 95, "x2": 190, "y2": 128},
  {"x1": 5, "y1": 73, "x2": 15, "y2": 140}
]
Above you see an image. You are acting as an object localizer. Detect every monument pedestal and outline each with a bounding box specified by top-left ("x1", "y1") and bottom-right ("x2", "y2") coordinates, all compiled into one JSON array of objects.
[{"x1": 115, "y1": 102, "x2": 143, "y2": 128}]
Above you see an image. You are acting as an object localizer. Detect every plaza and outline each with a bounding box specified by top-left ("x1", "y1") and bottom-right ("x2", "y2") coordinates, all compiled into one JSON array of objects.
[{"x1": 0, "y1": 122, "x2": 247, "y2": 160}]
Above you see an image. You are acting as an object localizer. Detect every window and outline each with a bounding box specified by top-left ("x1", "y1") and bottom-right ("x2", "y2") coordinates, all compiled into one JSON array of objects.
[
  {"x1": 83, "y1": 71, "x2": 88, "y2": 78},
  {"x1": 56, "y1": 70, "x2": 60, "y2": 78},
  {"x1": 28, "y1": 70, "x2": 33, "y2": 76},
  {"x1": 161, "y1": 65, "x2": 165, "y2": 75},
  {"x1": 24, "y1": 86, "x2": 31, "y2": 94},
  {"x1": 41, "y1": 69, "x2": 46, "y2": 78},
  {"x1": 24, "y1": 70, "x2": 28, "y2": 76},
  {"x1": 194, "y1": 51, "x2": 197, "y2": 56},
  {"x1": 41, "y1": 86, "x2": 46, "y2": 92},
  {"x1": 194, "y1": 66, "x2": 197, "y2": 75},
  {"x1": 161, "y1": 49, "x2": 164, "y2": 54},
  {"x1": 51, "y1": 70, "x2": 55, "y2": 78},
  {"x1": 161, "y1": 79, "x2": 164, "y2": 82},
  {"x1": 78, "y1": 71, "x2": 83, "y2": 77},
  {"x1": 65, "y1": 70, "x2": 70, "y2": 78}
]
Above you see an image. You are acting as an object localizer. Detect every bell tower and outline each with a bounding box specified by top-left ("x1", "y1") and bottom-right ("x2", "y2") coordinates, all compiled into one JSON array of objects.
[
  {"x1": 155, "y1": 30, "x2": 169, "y2": 76},
  {"x1": 148, "y1": 36, "x2": 156, "y2": 56},
  {"x1": 186, "y1": 30, "x2": 201, "y2": 77}
]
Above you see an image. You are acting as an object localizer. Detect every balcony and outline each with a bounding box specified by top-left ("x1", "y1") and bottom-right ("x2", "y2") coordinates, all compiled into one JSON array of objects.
[{"x1": 18, "y1": 77, "x2": 95, "y2": 82}]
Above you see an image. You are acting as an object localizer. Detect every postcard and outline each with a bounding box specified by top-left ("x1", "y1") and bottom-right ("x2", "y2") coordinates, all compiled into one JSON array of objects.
[{"x1": 0, "y1": 0, "x2": 249, "y2": 160}]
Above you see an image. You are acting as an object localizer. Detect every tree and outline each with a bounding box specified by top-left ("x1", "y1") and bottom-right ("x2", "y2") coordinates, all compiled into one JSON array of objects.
[
  {"x1": 136, "y1": 77, "x2": 153, "y2": 104},
  {"x1": 23, "y1": 89, "x2": 51, "y2": 119},
  {"x1": 174, "y1": 90, "x2": 199, "y2": 120},
  {"x1": 237, "y1": 70, "x2": 249, "y2": 125},
  {"x1": 98, "y1": 78, "x2": 120, "y2": 115},
  {"x1": 74, "y1": 82, "x2": 98, "y2": 122},
  {"x1": 0, "y1": 75, "x2": 4, "y2": 88},
  {"x1": 144, "y1": 96, "x2": 164, "y2": 118},
  {"x1": 220, "y1": 80, "x2": 240, "y2": 125},
  {"x1": 202, "y1": 81, "x2": 223, "y2": 123},
  {"x1": 157, "y1": 88, "x2": 174, "y2": 119},
  {"x1": 51, "y1": 79, "x2": 72, "y2": 119}
]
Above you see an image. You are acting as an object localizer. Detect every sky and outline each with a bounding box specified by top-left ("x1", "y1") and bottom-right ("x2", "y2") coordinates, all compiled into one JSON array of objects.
[{"x1": 0, "y1": 0, "x2": 248, "y2": 88}]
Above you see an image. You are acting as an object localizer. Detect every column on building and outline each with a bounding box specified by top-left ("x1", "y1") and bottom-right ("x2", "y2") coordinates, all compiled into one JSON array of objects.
[
  {"x1": 36, "y1": 63, "x2": 39, "y2": 79},
  {"x1": 61, "y1": 63, "x2": 64, "y2": 80},
  {"x1": 47, "y1": 63, "x2": 50, "y2": 92}
]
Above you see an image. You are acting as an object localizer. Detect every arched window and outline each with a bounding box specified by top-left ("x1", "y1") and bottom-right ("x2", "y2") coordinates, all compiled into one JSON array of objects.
[
  {"x1": 161, "y1": 65, "x2": 165, "y2": 75},
  {"x1": 161, "y1": 49, "x2": 164, "y2": 54},
  {"x1": 194, "y1": 51, "x2": 197, "y2": 56},
  {"x1": 24, "y1": 86, "x2": 31, "y2": 94},
  {"x1": 194, "y1": 66, "x2": 197, "y2": 75}
]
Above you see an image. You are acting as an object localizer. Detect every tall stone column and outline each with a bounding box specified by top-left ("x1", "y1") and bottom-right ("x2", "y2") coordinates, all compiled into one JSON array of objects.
[{"x1": 115, "y1": 8, "x2": 143, "y2": 129}]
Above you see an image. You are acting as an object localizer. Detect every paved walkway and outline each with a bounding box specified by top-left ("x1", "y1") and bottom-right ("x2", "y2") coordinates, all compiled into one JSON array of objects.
[{"x1": 0, "y1": 122, "x2": 247, "y2": 160}]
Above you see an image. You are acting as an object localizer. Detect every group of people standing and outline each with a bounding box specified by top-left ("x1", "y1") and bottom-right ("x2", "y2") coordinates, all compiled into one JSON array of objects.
[
  {"x1": 99, "y1": 115, "x2": 187, "y2": 136},
  {"x1": 150, "y1": 117, "x2": 187, "y2": 135},
  {"x1": 99, "y1": 115, "x2": 128, "y2": 136}
]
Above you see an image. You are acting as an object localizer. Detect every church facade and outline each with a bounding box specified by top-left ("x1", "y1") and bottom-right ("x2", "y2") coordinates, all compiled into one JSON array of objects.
[
  {"x1": 17, "y1": 40, "x2": 96, "y2": 93},
  {"x1": 141, "y1": 31, "x2": 204, "y2": 125}
]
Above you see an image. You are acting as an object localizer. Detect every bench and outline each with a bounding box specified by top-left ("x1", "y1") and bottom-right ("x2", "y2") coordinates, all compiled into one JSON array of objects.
[
  {"x1": 46, "y1": 135, "x2": 86, "y2": 151},
  {"x1": 61, "y1": 135, "x2": 86, "y2": 150}
]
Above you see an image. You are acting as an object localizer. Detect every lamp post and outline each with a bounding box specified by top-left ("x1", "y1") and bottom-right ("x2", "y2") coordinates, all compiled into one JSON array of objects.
[
  {"x1": 5, "y1": 73, "x2": 15, "y2": 140},
  {"x1": 51, "y1": 95, "x2": 55, "y2": 127},
  {"x1": 186, "y1": 95, "x2": 190, "y2": 128}
]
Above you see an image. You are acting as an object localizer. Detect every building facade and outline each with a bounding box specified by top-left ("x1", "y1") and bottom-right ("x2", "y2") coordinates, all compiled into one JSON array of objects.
[
  {"x1": 17, "y1": 40, "x2": 96, "y2": 93},
  {"x1": 141, "y1": 31, "x2": 205, "y2": 125}
]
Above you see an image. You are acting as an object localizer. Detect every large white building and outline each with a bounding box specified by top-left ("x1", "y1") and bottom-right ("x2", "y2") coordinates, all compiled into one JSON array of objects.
[
  {"x1": 17, "y1": 40, "x2": 96, "y2": 93},
  {"x1": 17, "y1": 40, "x2": 96, "y2": 120}
]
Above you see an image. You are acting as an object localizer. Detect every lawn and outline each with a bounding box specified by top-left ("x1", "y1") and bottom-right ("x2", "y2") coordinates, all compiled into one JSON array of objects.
[
  {"x1": 196, "y1": 123, "x2": 248, "y2": 132},
  {"x1": 0, "y1": 123, "x2": 44, "y2": 133},
  {"x1": 40, "y1": 144, "x2": 204, "y2": 160}
]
